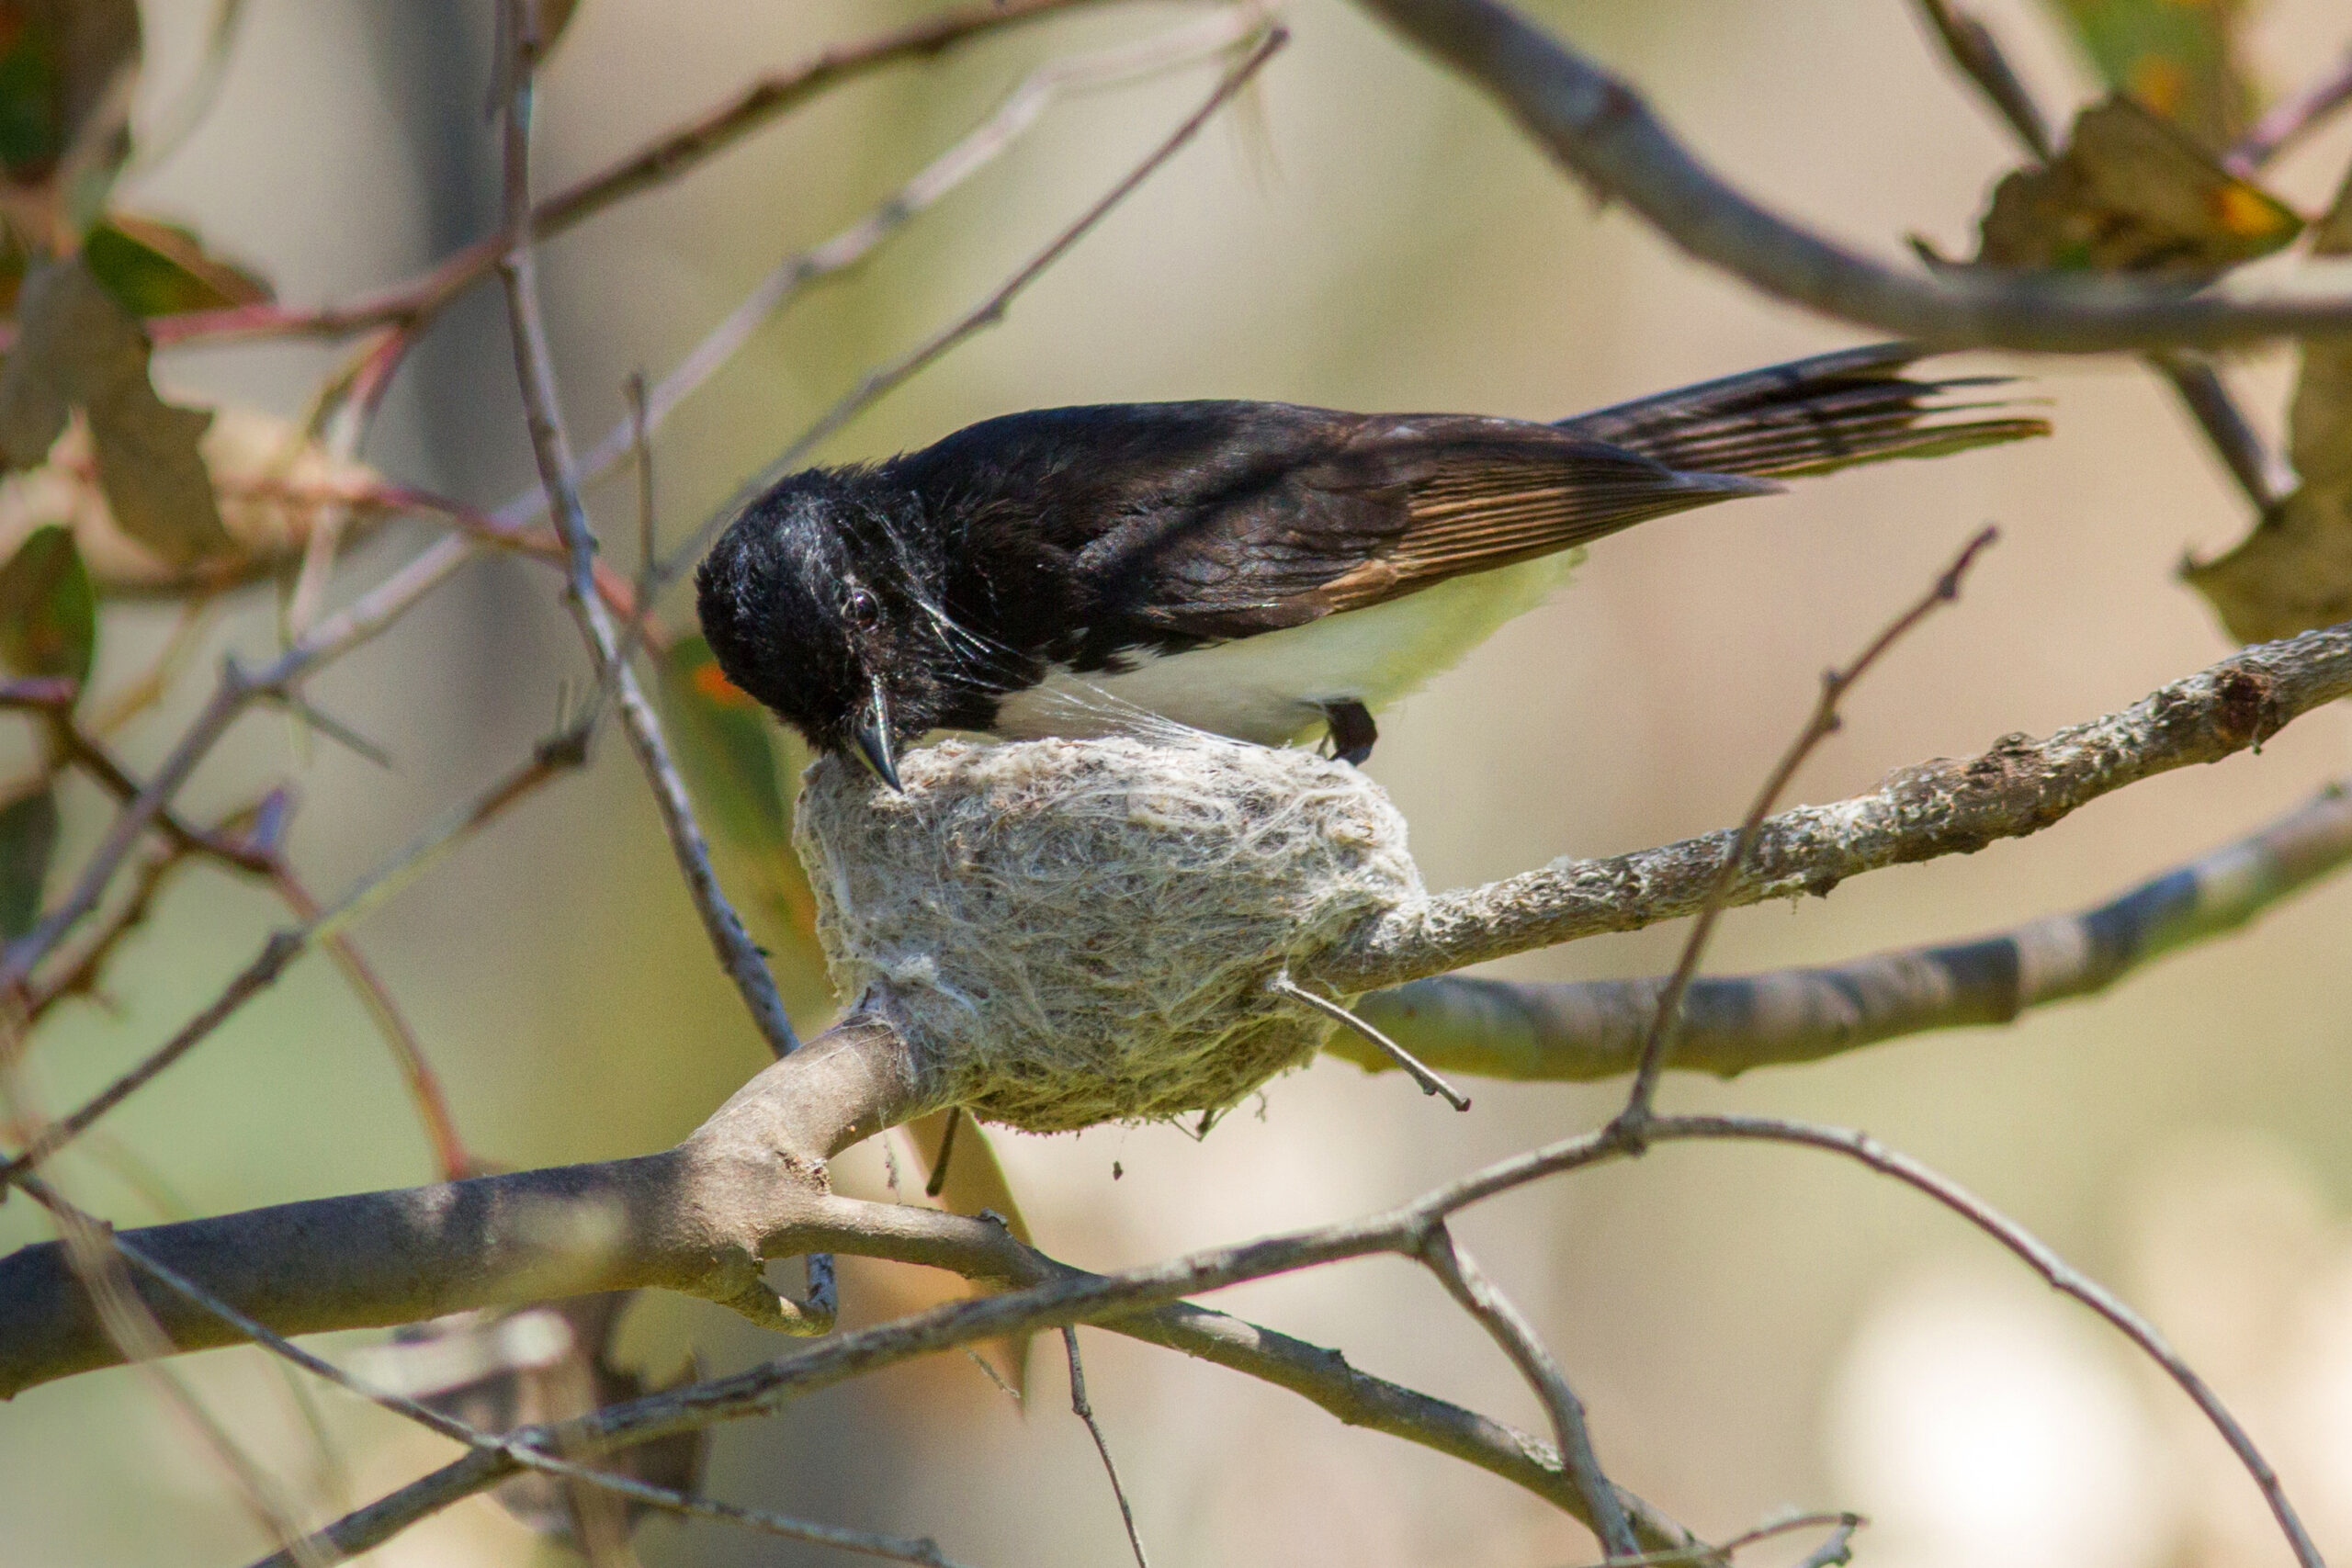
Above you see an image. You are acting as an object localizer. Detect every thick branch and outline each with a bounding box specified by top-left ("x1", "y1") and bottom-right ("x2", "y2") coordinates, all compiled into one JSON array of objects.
[
  {"x1": 1352, "y1": 0, "x2": 2352, "y2": 352},
  {"x1": 0, "y1": 1019, "x2": 921, "y2": 1393},
  {"x1": 1309, "y1": 620, "x2": 2352, "y2": 991},
  {"x1": 1343, "y1": 781, "x2": 2352, "y2": 1081}
]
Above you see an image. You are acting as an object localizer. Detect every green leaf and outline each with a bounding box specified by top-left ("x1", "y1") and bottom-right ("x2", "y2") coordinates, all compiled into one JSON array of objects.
[
  {"x1": 0, "y1": 783, "x2": 56, "y2": 939},
  {"x1": 83, "y1": 213, "x2": 270, "y2": 316},
  {"x1": 0, "y1": 524, "x2": 92, "y2": 682},
  {"x1": 654, "y1": 632, "x2": 821, "y2": 944},
  {"x1": 0, "y1": 259, "x2": 231, "y2": 564},
  {"x1": 1969, "y1": 96, "x2": 2299, "y2": 278},
  {"x1": 0, "y1": 1, "x2": 141, "y2": 223},
  {"x1": 2041, "y1": 0, "x2": 2250, "y2": 150}
]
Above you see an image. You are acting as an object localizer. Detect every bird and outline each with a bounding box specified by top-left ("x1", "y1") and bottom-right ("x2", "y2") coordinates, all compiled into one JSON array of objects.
[{"x1": 695, "y1": 342, "x2": 2044, "y2": 788}]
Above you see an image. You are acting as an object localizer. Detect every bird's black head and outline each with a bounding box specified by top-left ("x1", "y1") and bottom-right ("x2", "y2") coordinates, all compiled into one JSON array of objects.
[{"x1": 694, "y1": 467, "x2": 955, "y2": 790}]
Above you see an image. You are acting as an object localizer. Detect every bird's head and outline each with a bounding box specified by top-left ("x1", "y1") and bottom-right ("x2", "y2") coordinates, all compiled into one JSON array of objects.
[{"x1": 694, "y1": 469, "x2": 954, "y2": 791}]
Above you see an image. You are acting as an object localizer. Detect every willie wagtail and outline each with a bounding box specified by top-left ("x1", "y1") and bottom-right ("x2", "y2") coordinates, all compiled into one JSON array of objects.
[{"x1": 695, "y1": 342, "x2": 2044, "y2": 787}]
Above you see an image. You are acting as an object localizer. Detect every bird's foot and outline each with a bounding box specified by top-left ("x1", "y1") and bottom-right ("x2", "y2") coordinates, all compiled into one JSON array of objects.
[{"x1": 1322, "y1": 699, "x2": 1376, "y2": 766}]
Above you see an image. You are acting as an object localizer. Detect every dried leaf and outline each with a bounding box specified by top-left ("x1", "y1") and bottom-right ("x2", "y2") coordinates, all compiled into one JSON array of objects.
[
  {"x1": 0, "y1": 260, "x2": 228, "y2": 563},
  {"x1": 2041, "y1": 0, "x2": 2251, "y2": 149},
  {"x1": 902, "y1": 1108, "x2": 1035, "y2": 1398},
  {"x1": 83, "y1": 212, "x2": 270, "y2": 315},
  {"x1": 0, "y1": 401, "x2": 383, "y2": 594},
  {"x1": 1972, "y1": 96, "x2": 2299, "y2": 277},
  {"x1": 0, "y1": 0, "x2": 141, "y2": 234},
  {"x1": 0, "y1": 783, "x2": 55, "y2": 938},
  {"x1": 380, "y1": 1292, "x2": 706, "y2": 1551},
  {"x1": 2187, "y1": 165, "x2": 2352, "y2": 643},
  {"x1": 0, "y1": 522, "x2": 90, "y2": 682}
]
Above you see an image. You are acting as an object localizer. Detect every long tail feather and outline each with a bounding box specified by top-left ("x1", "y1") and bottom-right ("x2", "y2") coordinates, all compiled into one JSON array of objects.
[{"x1": 1555, "y1": 343, "x2": 2048, "y2": 479}]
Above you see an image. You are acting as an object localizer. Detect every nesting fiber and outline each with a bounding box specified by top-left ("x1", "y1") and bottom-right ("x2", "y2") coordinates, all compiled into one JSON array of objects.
[{"x1": 793, "y1": 734, "x2": 1424, "y2": 1132}]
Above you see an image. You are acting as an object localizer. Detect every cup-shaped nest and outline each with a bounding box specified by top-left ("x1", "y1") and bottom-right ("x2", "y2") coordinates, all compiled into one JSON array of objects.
[{"x1": 793, "y1": 733, "x2": 1424, "y2": 1132}]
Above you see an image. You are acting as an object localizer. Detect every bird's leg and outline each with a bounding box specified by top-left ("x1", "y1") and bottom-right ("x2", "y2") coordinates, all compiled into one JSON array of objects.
[{"x1": 1322, "y1": 699, "x2": 1377, "y2": 765}]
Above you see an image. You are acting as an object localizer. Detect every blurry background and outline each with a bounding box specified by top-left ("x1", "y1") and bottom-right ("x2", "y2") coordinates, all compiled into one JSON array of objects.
[{"x1": 6, "y1": 1, "x2": 2352, "y2": 1564}]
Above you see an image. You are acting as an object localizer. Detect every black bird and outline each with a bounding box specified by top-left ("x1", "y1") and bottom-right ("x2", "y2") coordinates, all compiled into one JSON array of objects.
[{"x1": 695, "y1": 343, "x2": 2043, "y2": 786}]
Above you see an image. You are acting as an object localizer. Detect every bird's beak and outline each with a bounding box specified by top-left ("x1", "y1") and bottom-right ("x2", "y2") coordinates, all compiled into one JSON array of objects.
[{"x1": 850, "y1": 680, "x2": 904, "y2": 793}]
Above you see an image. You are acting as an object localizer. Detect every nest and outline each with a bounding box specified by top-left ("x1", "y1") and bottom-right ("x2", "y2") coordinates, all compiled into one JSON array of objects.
[{"x1": 793, "y1": 733, "x2": 1424, "y2": 1132}]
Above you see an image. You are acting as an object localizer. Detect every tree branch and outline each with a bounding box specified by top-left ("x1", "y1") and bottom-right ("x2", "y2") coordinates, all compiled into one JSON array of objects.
[
  {"x1": 1352, "y1": 0, "x2": 2352, "y2": 352},
  {"x1": 1309, "y1": 617, "x2": 2352, "y2": 991},
  {"x1": 1344, "y1": 782, "x2": 2352, "y2": 1082}
]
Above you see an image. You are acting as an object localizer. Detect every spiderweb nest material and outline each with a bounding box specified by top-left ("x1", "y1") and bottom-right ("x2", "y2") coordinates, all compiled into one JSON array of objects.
[{"x1": 793, "y1": 733, "x2": 1425, "y2": 1133}]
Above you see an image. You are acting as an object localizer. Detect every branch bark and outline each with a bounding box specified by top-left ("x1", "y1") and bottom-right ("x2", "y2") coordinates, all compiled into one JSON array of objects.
[
  {"x1": 1309, "y1": 619, "x2": 2352, "y2": 991},
  {"x1": 1352, "y1": 0, "x2": 2352, "y2": 352},
  {"x1": 1344, "y1": 782, "x2": 2352, "y2": 1081}
]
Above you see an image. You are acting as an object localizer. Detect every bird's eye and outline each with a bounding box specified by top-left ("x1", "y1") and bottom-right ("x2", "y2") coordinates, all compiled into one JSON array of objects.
[{"x1": 843, "y1": 588, "x2": 879, "y2": 630}]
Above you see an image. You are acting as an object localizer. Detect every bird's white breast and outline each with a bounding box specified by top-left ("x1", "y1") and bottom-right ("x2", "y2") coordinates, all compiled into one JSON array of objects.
[{"x1": 988, "y1": 551, "x2": 1584, "y2": 747}]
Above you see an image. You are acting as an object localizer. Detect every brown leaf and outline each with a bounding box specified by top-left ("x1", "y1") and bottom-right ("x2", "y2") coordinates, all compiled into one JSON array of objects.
[
  {"x1": 0, "y1": 260, "x2": 228, "y2": 563},
  {"x1": 0, "y1": 402, "x2": 384, "y2": 594},
  {"x1": 2187, "y1": 166, "x2": 2352, "y2": 644},
  {"x1": 1973, "y1": 96, "x2": 2300, "y2": 277}
]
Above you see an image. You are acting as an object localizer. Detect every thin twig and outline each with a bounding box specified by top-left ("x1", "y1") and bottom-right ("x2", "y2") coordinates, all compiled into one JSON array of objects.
[
  {"x1": 1061, "y1": 1326, "x2": 1153, "y2": 1568},
  {"x1": 661, "y1": 22, "x2": 1291, "y2": 584},
  {"x1": 1905, "y1": 6, "x2": 2293, "y2": 509},
  {"x1": 147, "y1": 0, "x2": 1119, "y2": 348},
  {"x1": 0, "y1": 725, "x2": 591, "y2": 1190},
  {"x1": 1654, "y1": 1115, "x2": 2324, "y2": 1568},
  {"x1": 1611, "y1": 526, "x2": 1996, "y2": 1132},
  {"x1": 1352, "y1": 0, "x2": 2352, "y2": 351},
  {"x1": 1420, "y1": 1225, "x2": 1634, "y2": 1560},
  {"x1": 14, "y1": 1178, "x2": 966, "y2": 1568},
  {"x1": 1908, "y1": 0, "x2": 2050, "y2": 157},
  {"x1": 524, "y1": 7, "x2": 1268, "y2": 536},
  {"x1": 2228, "y1": 47, "x2": 2352, "y2": 175},
  {"x1": 1554, "y1": 1511, "x2": 1864, "y2": 1568},
  {"x1": 494, "y1": 0, "x2": 803, "y2": 1065},
  {"x1": 1269, "y1": 972, "x2": 1469, "y2": 1110}
]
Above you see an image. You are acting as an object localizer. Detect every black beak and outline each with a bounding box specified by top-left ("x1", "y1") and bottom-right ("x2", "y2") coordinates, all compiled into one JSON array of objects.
[{"x1": 850, "y1": 680, "x2": 904, "y2": 793}]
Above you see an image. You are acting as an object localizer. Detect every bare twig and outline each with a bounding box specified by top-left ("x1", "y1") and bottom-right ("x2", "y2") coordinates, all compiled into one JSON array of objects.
[
  {"x1": 1269, "y1": 972, "x2": 1469, "y2": 1110},
  {"x1": 1657, "y1": 1115, "x2": 2324, "y2": 1568},
  {"x1": 1352, "y1": 0, "x2": 2352, "y2": 351},
  {"x1": 1061, "y1": 1326, "x2": 1153, "y2": 1568},
  {"x1": 2228, "y1": 47, "x2": 2352, "y2": 175},
  {"x1": 494, "y1": 0, "x2": 803, "y2": 1066},
  {"x1": 1346, "y1": 782, "x2": 2352, "y2": 1083},
  {"x1": 0, "y1": 725, "x2": 591, "y2": 1190},
  {"x1": 530, "y1": 6, "x2": 1266, "y2": 536},
  {"x1": 1420, "y1": 1225, "x2": 1634, "y2": 1560},
  {"x1": 662, "y1": 23, "x2": 1291, "y2": 583},
  {"x1": 148, "y1": 0, "x2": 1122, "y2": 349},
  {"x1": 15, "y1": 1179, "x2": 966, "y2": 1568},
  {"x1": 1611, "y1": 527, "x2": 1996, "y2": 1131},
  {"x1": 1908, "y1": 0, "x2": 2051, "y2": 157}
]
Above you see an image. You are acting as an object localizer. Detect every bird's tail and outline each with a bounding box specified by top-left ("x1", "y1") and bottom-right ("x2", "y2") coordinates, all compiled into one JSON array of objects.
[{"x1": 1553, "y1": 342, "x2": 2048, "y2": 479}]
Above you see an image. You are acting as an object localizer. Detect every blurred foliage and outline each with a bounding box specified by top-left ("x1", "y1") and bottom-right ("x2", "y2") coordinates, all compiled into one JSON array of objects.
[
  {"x1": 0, "y1": 0, "x2": 139, "y2": 235},
  {"x1": 2040, "y1": 0, "x2": 2252, "y2": 149},
  {"x1": 1965, "y1": 96, "x2": 2299, "y2": 276},
  {"x1": 0, "y1": 521, "x2": 90, "y2": 682},
  {"x1": 0, "y1": 781, "x2": 55, "y2": 938},
  {"x1": 2187, "y1": 164, "x2": 2352, "y2": 642},
  {"x1": 80, "y1": 213, "x2": 269, "y2": 316}
]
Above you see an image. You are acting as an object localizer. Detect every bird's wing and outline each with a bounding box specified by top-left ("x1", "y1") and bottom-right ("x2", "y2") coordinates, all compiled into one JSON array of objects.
[{"x1": 1072, "y1": 411, "x2": 1775, "y2": 640}]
